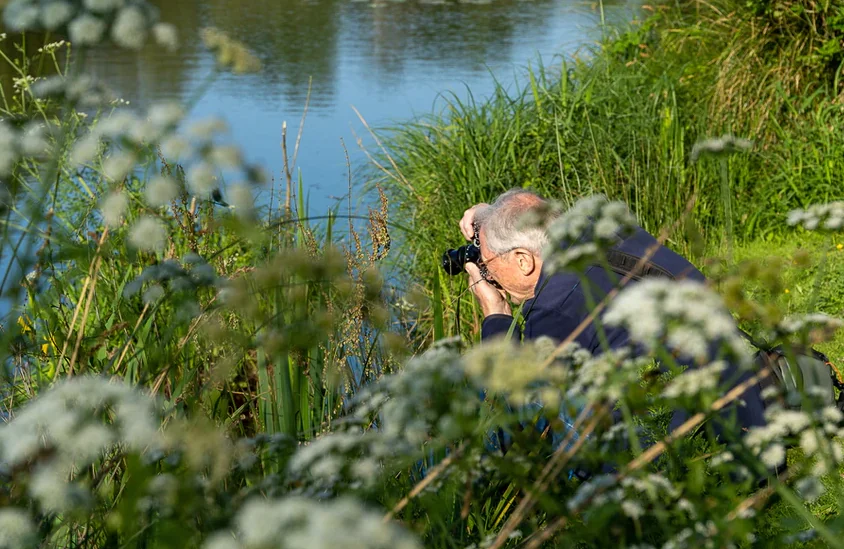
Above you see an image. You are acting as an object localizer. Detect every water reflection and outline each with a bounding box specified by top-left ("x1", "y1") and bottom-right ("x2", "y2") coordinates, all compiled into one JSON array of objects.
[{"x1": 0, "y1": 0, "x2": 636, "y2": 210}]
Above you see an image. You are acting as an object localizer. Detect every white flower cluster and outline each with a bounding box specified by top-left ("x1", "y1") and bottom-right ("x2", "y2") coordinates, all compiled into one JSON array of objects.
[
  {"x1": 689, "y1": 134, "x2": 753, "y2": 163},
  {"x1": 661, "y1": 521, "x2": 734, "y2": 549},
  {"x1": 0, "y1": 376, "x2": 164, "y2": 513},
  {"x1": 662, "y1": 361, "x2": 727, "y2": 400},
  {"x1": 463, "y1": 336, "x2": 571, "y2": 409},
  {"x1": 778, "y1": 312, "x2": 843, "y2": 339},
  {"x1": 0, "y1": 119, "x2": 53, "y2": 177},
  {"x1": 604, "y1": 278, "x2": 749, "y2": 365},
  {"x1": 286, "y1": 430, "x2": 387, "y2": 492},
  {"x1": 0, "y1": 508, "x2": 36, "y2": 548},
  {"x1": 565, "y1": 347, "x2": 653, "y2": 403},
  {"x1": 71, "y1": 101, "x2": 186, "y2": 170},
  {"x1": 787, "y1": 201, "x2": 844, "y2": 231},
  {"x1": 203, "y1": 496, "x2": 421, "y2": 549},
  {"x1": 571, "y1": 473, "x2": 684, "y2": 524},
  {"x1": 542, "y1": 195, "x2": 638, "y2": 274},
  {"x1": 352, "y1": 339, "x2": 481, "y2": 450},
  {"x1": 745, "y1": 405, "x2": 844, "y2": 473},
  {"x1": 74, "y1": 103, "x2": 262, "y2": 223},
  {"x1": 2, "y1": 0, "x2": 178, "y2": 52},
  {"x1": 31, "y1": 74, "x2": 115, "y2": 107},
  {"x1": 123, "y1": 253, "x2": 220, "y2": 297}
]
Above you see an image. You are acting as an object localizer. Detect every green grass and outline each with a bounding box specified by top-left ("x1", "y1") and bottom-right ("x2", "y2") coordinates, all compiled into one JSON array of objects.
[{"x1": 372, "y1": 0, "x2": 844, "y2": 344}]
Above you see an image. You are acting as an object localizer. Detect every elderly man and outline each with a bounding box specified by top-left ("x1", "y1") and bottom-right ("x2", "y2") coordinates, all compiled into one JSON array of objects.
[{"x1": 459, "y1": 188, "x2": 768, "y2": 436}]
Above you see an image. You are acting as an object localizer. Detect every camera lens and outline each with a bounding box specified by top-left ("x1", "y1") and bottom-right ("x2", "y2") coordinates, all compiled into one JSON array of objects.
[{"x1": 441, "y1": 249, "x2": 464, "y2": 275}]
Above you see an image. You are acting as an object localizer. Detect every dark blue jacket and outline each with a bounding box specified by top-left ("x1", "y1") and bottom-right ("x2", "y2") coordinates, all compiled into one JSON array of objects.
[{"x1": 481, "y1": 226, "x2": 767, "y2": 438}]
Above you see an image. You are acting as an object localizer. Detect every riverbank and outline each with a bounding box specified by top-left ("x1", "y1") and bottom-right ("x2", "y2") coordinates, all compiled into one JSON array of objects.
[{"x1": 375, "y1": 0, "x2": 844, "y2": 342}]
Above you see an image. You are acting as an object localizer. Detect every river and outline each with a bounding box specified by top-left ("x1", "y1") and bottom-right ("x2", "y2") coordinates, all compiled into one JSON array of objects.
[{"x1": 2, "y1": 0, "x2": 638, "y2": 214}]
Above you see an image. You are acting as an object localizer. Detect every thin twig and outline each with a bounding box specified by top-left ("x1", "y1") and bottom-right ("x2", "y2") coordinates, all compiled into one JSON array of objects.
[{"x1": 383, "y1": 447, "x2": 463, "y2": 522}]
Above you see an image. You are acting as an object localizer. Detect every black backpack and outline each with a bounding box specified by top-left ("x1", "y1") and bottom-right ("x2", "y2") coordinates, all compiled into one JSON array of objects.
[{"x1": 602, "y1": 249, "x2": 844, "y2": 411}]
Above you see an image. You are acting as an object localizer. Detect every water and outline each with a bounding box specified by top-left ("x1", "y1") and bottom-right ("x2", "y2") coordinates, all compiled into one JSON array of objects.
[{"x1": 1, "y1": 0, "x2": 637, "y2": 215}]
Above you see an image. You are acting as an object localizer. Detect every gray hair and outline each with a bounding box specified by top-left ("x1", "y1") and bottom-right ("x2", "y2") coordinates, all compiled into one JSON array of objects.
[{"x1": 474, "y1": 188, "x2": 554, "y2": 255}]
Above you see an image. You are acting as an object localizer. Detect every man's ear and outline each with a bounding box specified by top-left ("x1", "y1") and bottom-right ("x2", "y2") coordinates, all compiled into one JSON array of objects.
[{"x1": 514, "y1": 249, "x2": 537, "y2": 275}]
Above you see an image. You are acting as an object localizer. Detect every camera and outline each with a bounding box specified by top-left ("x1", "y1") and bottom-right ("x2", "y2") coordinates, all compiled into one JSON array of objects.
[
  {"x1": 441, "y1": 244, "x2": 481, "y2": 275},
  {"x1": 441, "y1": 222, "x2": 501, "y2": 288}
]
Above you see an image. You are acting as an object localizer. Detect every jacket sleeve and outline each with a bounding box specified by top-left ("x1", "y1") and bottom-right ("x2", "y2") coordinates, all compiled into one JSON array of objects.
[{"x1": 481, "y1": 314, "x2": 522, "y2": 341}]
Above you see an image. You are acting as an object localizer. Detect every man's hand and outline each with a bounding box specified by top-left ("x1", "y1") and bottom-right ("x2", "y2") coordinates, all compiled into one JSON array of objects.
[
  {"x1": 459, "y1": 203, "x2": 490, "y2": 241},
  {"x1": 465, "y1": 262, "x2": 511, "y2": 317}
]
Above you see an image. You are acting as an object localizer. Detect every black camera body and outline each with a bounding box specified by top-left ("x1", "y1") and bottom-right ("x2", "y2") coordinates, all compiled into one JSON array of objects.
[
  {"x1": 441, "y1": 222, "x2": 502, "y2": 288},
  {"x1": 441, "y1": 244, "x2": 481, "y2": 275}
]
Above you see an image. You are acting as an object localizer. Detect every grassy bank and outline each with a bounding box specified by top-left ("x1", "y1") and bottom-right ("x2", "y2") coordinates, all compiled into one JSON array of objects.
[{"x1": 374, "y1": 0, "x2": 844, "y2": 341}]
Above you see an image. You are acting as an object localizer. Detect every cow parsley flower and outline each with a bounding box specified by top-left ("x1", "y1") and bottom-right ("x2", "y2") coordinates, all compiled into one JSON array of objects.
[
  {"x1": 760, "y1": 443, "x2": 786, "y2": 468},
  {"x1": 464, "y1": 336, "x2": 570, "y2": 408},
  {"x1": 41, "y1": 1, "x2": 75, "y2": 30},
  {"x1": 187, "y1": 162, "x2": 217, "y2": 197},
  {"x1": 111, "y1": 6, "x2": 148, "y2": 50},
  {"x1": 795, "y1": 476, "x2": 825, "y2": 503},
  {"x1": 621, "y1": 500, "x2": 645, "y2": 519},
  {"x1": 228, "y1": 182, "x2": 254, "y2": 219},
  {"x1": 68, "y1": 13, "x2": 106, "y2": 46},
  {"x1": 0, "y1": 377, "x2": 164, "y2": 513},
  {"x1": 566, "y1": 347, "x2": 652, "y2": 403},
  {"x1": 352, "y1": 339, "x2": 480, "y2": 450},
  {"x1": 543, "y1": 195, "x2": 638, "y2": 274},
  {"x1": 210, "y1": 145, "x2": 242, "y2": 168},
  {"x1": 145, "y1": 175, "x2": 179, "y2": 207},
  {"x1": 206, "y1": 496, "x2": 422, "y2": 549},
  {"x1": 102, "y1": 151, "x2": 137, "y2": 182},
  {"x1": 2, "y1": 2, "x2": 41, "y2": 32},
  {"x1": 690, "y1": 134, "x2": 753, "y2": 163},
  {"x1": 663, "y1": 361, "x2": 727, "y2": 400},
  {"x1": 152, "y1": 22, "x2": 178, "y2": 51},
  {"x1": 286, "y1": 430, "x2": 385, "y2": 491},
  {"x1": 159, "y1": 134, "x2": 191, "y2": 159},
  {"x1": 71, "y1": 134, "x2": 101, "y2": 166},
  {"x1": 778, "y1": 313, "x2": 843, "y2": 339},
  {"x1": 147, "y1": 101, "x2": 184, "y2": 133},
  {"x1": 20, "y1": 122, "x2": 51, "y2": 157},
  {"x1": 787, "y1": 201, "x2": 844, "y2": 231},
  {"x1": 100, "y1": 190, "x2": 129, "y2": 227},
  {"x1": 129, "y1": 215, "x2": 167, "y2": 252},
  {"x1": 0, "y1": 508, "x2": 36, "y2": 548},
  {"x1": 84, "y1": 0, "x2": 125, "y2": 13},
  {"x1": 604, "y1": 278, "x2": 748, "y2": 364}
]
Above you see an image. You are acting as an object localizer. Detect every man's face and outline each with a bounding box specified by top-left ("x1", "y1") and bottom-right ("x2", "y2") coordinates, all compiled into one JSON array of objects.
[{"x1": 478, "y1": 228, "x2": 519, "y2": 295}]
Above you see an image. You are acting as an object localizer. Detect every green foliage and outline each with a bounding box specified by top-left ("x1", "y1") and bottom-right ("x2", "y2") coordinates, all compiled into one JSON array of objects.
[{"x1": 4, "y1": 1, "x2": 844, "y2": 549}]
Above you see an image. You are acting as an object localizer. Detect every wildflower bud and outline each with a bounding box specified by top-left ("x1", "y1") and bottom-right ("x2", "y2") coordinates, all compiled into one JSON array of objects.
[
  {"x1": 68, "y1": 14, "x2": 107, "y2": 46},
  {"x1": 100, "y1": 190, "x2": 129, "y2": 227},
  {"x1": 787, "y1": 201, "x2": 844, "y2": 231},
  {"x1": 111, "y1": 6, "x2": 148, "y2": 50},
  {"x1": 227, "y1": 182, "x2": 254, "y2": 220},
  {"x1": 145, "y1": 175, "x2": 180, "y2": 207},
  {"x1": 41, "y1": 2, "x2": 75, "y2": 30},
  {"x1": 186, "y1": 162, "x2": 217, "y2": 197},
  {"x1": 690, "y1": 134, "x2": 753, "y2": 163},
  {"x1": 71, "y1": 134, "x2": 102, "y2": 166},
  {"x1": 128, "y1": 216, "x2": 167, "y2": 252},
  {"x1": 209, "y1": 145, "x2": 242, "y2": 169},
  {"x1": 102, "y1": 151, "x2": 137, "y2": 182},
  {"x1": 152, "y1": 22, "x2": 178, "y2": 52},
  {"x1": 3, "y1": 3, "x2": 41, "y2": 32}
]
